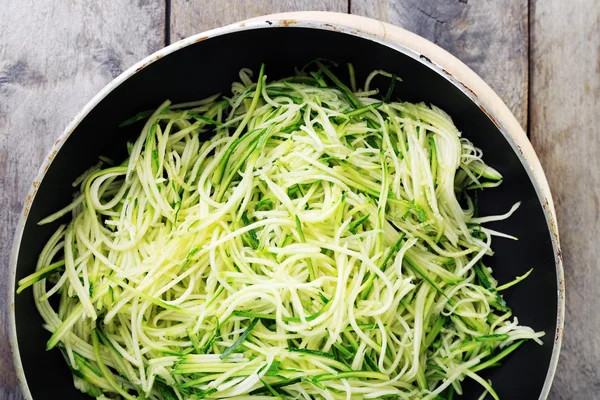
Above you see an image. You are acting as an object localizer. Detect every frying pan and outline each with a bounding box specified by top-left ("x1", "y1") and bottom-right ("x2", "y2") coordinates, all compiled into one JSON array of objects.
[{"x1": 8, "y1": 12, "x2": 564, "y2": 400}]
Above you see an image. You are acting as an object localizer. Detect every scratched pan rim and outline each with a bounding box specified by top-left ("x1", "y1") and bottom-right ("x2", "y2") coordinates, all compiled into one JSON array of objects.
[{"x1": 8, "y1": 11, "x2": 564, "y2": 400}]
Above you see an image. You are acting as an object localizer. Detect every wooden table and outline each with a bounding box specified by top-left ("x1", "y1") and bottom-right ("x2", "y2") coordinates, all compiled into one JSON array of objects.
[{"x1": 0, "y1": 1, "x2": 596, "y2": 398}]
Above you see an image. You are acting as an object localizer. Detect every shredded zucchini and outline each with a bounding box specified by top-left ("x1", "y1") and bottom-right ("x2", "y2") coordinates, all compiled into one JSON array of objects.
[{"x1": 19, "y1": 63, "x2": 542, "y2": 399}]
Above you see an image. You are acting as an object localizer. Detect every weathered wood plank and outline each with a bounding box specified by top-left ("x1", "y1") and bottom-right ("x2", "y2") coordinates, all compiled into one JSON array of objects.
[
  {"x1": 530, "y1": 1, "x2": 600, "y2": 398},
  {"x1": 351, "y1": 0, "x2": 529, "y2": 129},
  {"x1": 170, "y1": 0, "x2": 348, "y2": 42},
  {"x1": 0, "y1": 1, "x2": 165, "y2": 398}
]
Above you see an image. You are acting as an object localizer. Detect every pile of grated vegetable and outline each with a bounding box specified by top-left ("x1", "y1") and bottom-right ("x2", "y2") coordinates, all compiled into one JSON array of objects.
[{"x1": 18, "y1": 61, "x2": 542, "y2": 400}]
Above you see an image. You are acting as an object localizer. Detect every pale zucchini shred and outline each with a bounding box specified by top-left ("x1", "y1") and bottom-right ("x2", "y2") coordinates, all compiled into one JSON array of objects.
[{"x1": 21, "y1": 64, "x2": 543, "y2": 399}]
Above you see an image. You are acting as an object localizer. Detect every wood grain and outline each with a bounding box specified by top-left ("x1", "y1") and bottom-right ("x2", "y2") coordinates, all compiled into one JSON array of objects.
[
  {"x1": 530, "y1": 0, "x2": 600, "y2": 398},
  {"x1": 0, "y1": 1, "x2": 165, "y2": 398},
  {"x1": 351, "y1": 0, "x2": 529, "y2": 129},
  {"x1": 170, "y1": 0, "x2": 347, "y2": 41}
]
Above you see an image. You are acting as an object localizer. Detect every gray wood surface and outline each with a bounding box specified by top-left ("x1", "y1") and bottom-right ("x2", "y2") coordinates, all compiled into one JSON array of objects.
[
  {"x1": 170, "y1": 0, "x2": 347, "y2": 41},
  {"x1": 352, "y1": 0, "x2": 529, "y2": 129},
  {"x1": 530, "y1": 0, "x2": 600, "y2": 398},
  {"x1": 0, "y1": 1, "x2": 165, "y2": 398},
  {"x1": 0, "y1": 1, "x2": 596, "y2": 399}
]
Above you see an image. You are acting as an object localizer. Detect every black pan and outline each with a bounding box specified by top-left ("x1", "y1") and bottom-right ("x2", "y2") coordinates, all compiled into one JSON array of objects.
[{"x1": 8, "y1": 13, "x2": 564, "y2": 400}]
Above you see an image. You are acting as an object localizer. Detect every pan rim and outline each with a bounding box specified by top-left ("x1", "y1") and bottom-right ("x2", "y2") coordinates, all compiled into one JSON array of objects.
[{"x1": 8, "y1": 11, "x2": 564, "y2": 400}]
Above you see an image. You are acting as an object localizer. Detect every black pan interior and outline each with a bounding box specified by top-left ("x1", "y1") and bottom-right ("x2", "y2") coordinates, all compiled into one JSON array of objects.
[{"x1": 14, "y1": 27, "x2": 557, "y2": 399}]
